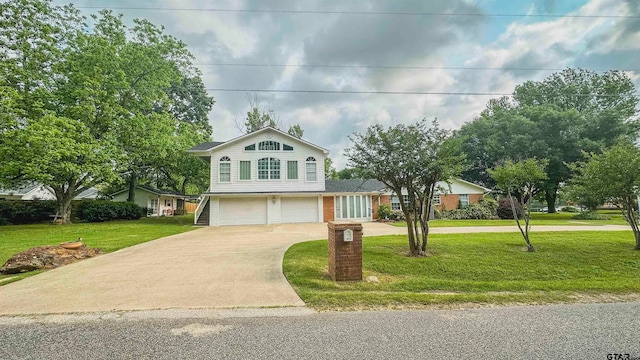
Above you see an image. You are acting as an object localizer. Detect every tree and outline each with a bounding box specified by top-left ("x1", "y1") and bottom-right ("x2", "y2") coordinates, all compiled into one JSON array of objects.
[
  {"x1": 346, "y1": 119, "x2": 464, "y2": 256},
  {"x1": 1, "y1": 116, "x2": 117, "y2": 223},
  {"x1": 336, "y1": 167, "x2": 368, "y2": 180},
  {"x1": 568, "y1": 141, "x2": 640, "y2": 249},
  {"x1": 458, "y1": 68, "x2": 638, "y2": 213},
  {"x1": 324, "y1": 158, "x2": 338, "y2": 180},
  {"x1": 287, "y1": 123, "x2": 304, "y2": 139},
  {"x1": 0, "y1": 0, "x2": 214, "y2": 221},
  {"x1": 489, "y1": 159, "x2": 548, "y2": 252}
]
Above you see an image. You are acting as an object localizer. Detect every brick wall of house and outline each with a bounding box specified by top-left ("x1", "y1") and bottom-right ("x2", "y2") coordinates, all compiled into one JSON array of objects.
[
  {"x1": 323, "y1": 196, "x2": 335, "y2": 222},
  {"x1": 435, "y1": 193, "x2": 484, "y2": 211},
  {"x1": 328, "y1": 221, "x2": 363, "y2": 281},
  {"x1": 373, "y1": 195, "x2": 391, "y2": 219}
]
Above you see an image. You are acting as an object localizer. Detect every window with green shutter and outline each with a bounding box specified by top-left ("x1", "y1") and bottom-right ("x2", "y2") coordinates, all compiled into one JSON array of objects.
[
  {"x1": 239, "y1": 161, "x2": 251, "y2": 180},
  {"x1": 287, "y1": 161, "x2": 298, "y2": 180}
]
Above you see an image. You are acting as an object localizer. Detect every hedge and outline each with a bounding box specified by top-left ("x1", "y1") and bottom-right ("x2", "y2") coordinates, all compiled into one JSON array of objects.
[
  {"x1": 0, "y1": 200, "x2": 57, "y2": 225},
  {"x1": 76, "y1": 200, "x2": 144, "y2": 222}
]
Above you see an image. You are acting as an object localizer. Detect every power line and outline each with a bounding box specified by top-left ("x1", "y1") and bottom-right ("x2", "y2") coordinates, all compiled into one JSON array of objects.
[
  {"x1": 193, "y1": 63, "x2": 640, "y2": 72},
  {"x1": 75, "y1": 6, "x2": 639, "y2": 19}
]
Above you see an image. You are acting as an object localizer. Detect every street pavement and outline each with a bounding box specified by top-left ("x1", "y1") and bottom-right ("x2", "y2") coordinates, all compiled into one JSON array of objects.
[{"x1": 0, "y1": 302, "x2": 638, "y2": 359}]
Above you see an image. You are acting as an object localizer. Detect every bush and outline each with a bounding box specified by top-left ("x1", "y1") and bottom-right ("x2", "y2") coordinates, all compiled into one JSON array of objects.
[
  {"x1": 173, "y1": 208, "x2": 185, "y2": 216},
  {"x1": 442, "y1": 203, "x2": 494, "y2": 220},
  {"x1": 0, "y1": 200, "x2": 57, "y2": 225},
  {"x1": 376, "y1": 204, "x2": 392, "y2": 220},
  {"x1": 76, "y1": 200, "x2": 144, "y2": 222},
  {"x1": 496, "y1": 198, "x2": 524, "y2": 219},
  {"x1": 560, "y1": 206, "x2": 580, "y2": 213},
  {"x1": 572, "y1": 211, "x2": 611, "y2": 220}
]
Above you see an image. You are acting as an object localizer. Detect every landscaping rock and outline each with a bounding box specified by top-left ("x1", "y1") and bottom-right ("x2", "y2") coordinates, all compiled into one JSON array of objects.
[
  {"x1": 0, "y1": 245, "x2": 102, "y2": 274},
  {"x1": 366, "y1": 275, "x2": 380, "y2": 284}
]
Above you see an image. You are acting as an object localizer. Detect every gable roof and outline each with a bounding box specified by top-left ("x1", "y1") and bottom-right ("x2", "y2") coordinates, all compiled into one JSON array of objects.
[
  {"x1": 188, "y1": 127, "x2": 329, "y2": 154},
  {"x1": 0, "y1": 183, "x2": 41, "y2": 196},
  {"x1": 325, "y1": 179, "x2": 386, "y2": 193},
  {"x1": 454, "y1": 178, "x2": 492, "y2": 193}
]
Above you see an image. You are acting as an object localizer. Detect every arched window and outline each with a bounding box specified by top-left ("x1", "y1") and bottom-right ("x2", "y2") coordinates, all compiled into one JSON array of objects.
[
  {"x1": 219, "y1": 156, "x2": 231, "y2": 182},
  {"x1": 305, "y1": 157, "x2": 317, "y2": 181},
  {"x1": 258, "y1": 141, "x2": 280, "y2": 151},
  {"x1": 258, "y1": 157, "x2": 281, "y2": 180}
]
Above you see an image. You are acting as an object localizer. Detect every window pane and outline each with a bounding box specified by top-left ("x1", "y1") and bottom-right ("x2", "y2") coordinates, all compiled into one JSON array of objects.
[
  {"x1": 391, "y1": 195, "x2": 400, "y2": 211},
  {"x1": 287, "y1": 161, "x2": 298, "y2": 179},
  {"x1": 356, "y1": 196, "x2": 362, "y2": 217},
  {"x1": 306, "y1": 162, "x2": 316, "y2": 181},
  {"x1": 335, "y1": 197, "x2": 341, "y2": 219},
  {"x1": 283, "y1": 144, "x2": 293, "y2": 151},
  {"x1": 341, "y1": 196, "x2": 347, "y2": 218},
  {"x1": 258, "y1": 158, "x2": 269, "y2": 179},
  {"x1": 460, "y1": 194, "x2": 469, "y2": 207},
  {"x1": 219, "y1": 163, "x2": 231, "y2": 182},
  {"x1": 244, "y1": 144, "x2": 255, "y2": 151},
  {"x1": 259, "y1": 141, "x2": 280, "y2": 150},
  {"x1": 349, "y1": 196, "x2": 355, "y2": 218},
  {"x1": 270, "y1": 158, "x2": 280, "y2": 179},
  {"x1": 239, "y1": 161, "x2": 251, "y2": 180}
]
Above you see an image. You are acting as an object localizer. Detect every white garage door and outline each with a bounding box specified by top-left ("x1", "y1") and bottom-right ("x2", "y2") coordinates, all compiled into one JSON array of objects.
[
  {"x1": 281, "y1": 197, "x2": 319, "y2": 223},
  {"x1": 219, "y1": 197, "x2": 267, "y2": 225}
]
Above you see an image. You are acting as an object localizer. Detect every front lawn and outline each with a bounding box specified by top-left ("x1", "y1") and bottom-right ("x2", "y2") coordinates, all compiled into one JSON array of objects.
[
  {"x1": 0, "y1": 215, "x2": 196, "y2": 284},
  {"x1": 283, "y1": 231, "x2": 640, "y2": 310},
  {"x1": 391, "y1": 211, "x2": 628, "y2": 227}
]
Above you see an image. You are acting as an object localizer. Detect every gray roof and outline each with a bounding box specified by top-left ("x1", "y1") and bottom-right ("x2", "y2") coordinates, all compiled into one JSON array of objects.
[
  {"x1": 0, "y1": 183, "x2": 40, "y2": 195},
  {"x1": 324, "y1": 179, "x2": 387, "y2": 193},
  {"x1": 189, "y1": 141, "x2": 225, "y2": 152}
]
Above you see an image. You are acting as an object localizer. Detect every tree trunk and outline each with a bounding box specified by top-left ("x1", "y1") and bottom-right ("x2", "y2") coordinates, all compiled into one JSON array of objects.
[
  {"x1": 545, "y1": 191, "x2": 557, "y2": 214},
  {"x1": 56, "y1": 193, "x2": 74, "y2": 225},
  {"x1": 127, "y1": 172, "x2": 137, "y2": 202},
  {"x1": 634, "y1": 230, "x2": 640, "y2": 250}
]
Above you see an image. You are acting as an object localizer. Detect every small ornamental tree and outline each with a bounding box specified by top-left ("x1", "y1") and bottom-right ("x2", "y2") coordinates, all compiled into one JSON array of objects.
[
  {"x1": 346, "y1": 119, "x2": 464, "y2": 256},
  {"x1": 489, "y1": 159, "x2": 548, "y2": 252},
  {"x1": 569, "y1": 141, "x2": 640, "y2": 249}
]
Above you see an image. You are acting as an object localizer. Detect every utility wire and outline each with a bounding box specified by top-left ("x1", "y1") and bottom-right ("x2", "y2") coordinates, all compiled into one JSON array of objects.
[
  {"x1": 75, "y1": 6, "x2": 638, "y2": 19},
  {"x1": 193, "y1": 63, "x2": 640, "y2": 72}
]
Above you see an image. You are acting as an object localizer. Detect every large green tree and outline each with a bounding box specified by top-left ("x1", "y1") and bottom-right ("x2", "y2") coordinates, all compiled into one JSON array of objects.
[
  {"x1": 0, "y1": 0, "x2": 214, "y2": 221},
  {"x1": 346, "y1": 119, "x2": 464, "y2": 256},
  {"x1": 458, "y1": 68, "x2": 638, "y2": 212},
  {"x1": 569, "y1": 141, "x2": 640, "y2": 249}
]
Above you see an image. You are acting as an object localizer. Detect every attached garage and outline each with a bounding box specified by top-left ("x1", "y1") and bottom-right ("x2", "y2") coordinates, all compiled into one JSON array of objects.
[
  {"x1": 219, "y1": 197, "x2": 268, "y2": 225},
  {"x1": 280, "y1": 197, "x2": 319, "y2": 223}
]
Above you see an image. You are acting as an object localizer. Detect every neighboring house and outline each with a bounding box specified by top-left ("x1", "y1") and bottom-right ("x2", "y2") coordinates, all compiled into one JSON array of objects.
[
  {"x1": 189, "y1": 127, "x2": 489, "y2": 226},
  {"x1": 384, "y1": 178, "x2": 491, "y2": 213},
  {"x1": 0, "y1": 183, "x2": 99, "y2": 201},
  {"x1": 111, "y1": 185, "x2": 185, "y2": 216}
]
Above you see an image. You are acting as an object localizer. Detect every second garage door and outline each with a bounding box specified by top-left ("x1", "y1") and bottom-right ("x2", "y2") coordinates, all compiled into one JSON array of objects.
[
  {"x1": 219, "y1": 197, "x2": 267, "y2": 225},
  {"x1": 281, "y1": 197, "x2": 319, "y2": 223}
]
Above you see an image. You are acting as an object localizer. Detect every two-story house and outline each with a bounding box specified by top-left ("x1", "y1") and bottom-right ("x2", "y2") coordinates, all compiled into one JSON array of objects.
[{"x1": 189, "y1": 127, "x2": 489, "y2": 226}]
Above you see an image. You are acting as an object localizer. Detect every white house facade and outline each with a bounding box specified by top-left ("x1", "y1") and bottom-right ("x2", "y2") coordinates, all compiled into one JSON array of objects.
[{"x1": 189, "y1": 127, "x2": 330, "y2": 226}]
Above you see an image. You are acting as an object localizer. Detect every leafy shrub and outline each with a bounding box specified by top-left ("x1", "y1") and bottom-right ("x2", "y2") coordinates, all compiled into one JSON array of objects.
[
  {"x1": 76, "y1": 200, "x2": 144, "y2": 222},
  {"x1": 572, "y1": 211, "x2": 611, "y2": 220},
  {"x1": 0, "y1": 200, "x2": 57, "y2": 225},
  {"x1": 376, "y1": 204, "x2": 392, "y2": 220},
  {"x1": 173, "y1": 208, "x2": 185, "y2": 216},
  {"x1": 388, "y1": 210, "x2": 406, "y2": 222},
  {"x1": 496, "y1": 198, "x2": 524, "y2": 219},
  {"x1": 560, "y1": 206, "x2": 580, "y2": 213},
  {"x1": 442, "y1": 203, "x2": 494, "y2": 220}
]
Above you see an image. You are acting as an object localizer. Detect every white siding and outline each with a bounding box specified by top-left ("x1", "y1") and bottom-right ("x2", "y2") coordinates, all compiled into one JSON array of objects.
[
  {"x1": 209, "y1": 196, "x2": 219, "y2": 226},
  {"x1": 23, "y1": 186, "x2": 56, "y2": 200},
  {"x1": 267, "y1": 196, "x2": 281, "y2": 224},
  {"x1": 207, "y1": 129, "x2": 326, "y2": 193}
]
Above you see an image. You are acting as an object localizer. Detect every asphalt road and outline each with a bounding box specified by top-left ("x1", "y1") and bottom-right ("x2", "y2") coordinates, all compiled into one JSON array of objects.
[{"x1": 1, "y1": 302, "x2": 639, "y2": 360}]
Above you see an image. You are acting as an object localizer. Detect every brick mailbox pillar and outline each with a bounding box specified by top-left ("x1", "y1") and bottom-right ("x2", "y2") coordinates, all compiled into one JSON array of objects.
[{"x1": 328, "y1": 221, "x2": 363, "y2": 281}]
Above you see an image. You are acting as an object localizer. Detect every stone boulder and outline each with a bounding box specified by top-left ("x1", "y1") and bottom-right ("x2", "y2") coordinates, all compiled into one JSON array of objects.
[{"x1": 0, "y1": 245, "x2": 102, "y2": 274}]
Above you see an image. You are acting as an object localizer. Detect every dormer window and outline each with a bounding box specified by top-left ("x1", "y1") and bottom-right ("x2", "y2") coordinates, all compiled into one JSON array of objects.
[
  {"x1": 305, "y1": 157, "x2": 317, "y2": 181},
  {"x1": 244, "y1": 144, "x2": 255, "y2": 151},
  {"x1": 283, "y1": 144, "x2": 293, "y2": 151},
  {"x1": 258, "y1": 141, "x2": 280, "y2": 151},
  {"x1": 219, "y1": 156, "x2": 231, "y2": 182}
]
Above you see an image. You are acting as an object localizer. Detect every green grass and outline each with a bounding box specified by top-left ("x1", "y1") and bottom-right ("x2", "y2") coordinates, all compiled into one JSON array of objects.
[
  {"x1": 391, "y1": 211, "x2": 628, "y2": 227},
  {"x1": 0, "y1": 215, "x2": 197, "y2": 284},
  {"x1": 283, "y1": 231, "x2": 640, "y2": 310}
]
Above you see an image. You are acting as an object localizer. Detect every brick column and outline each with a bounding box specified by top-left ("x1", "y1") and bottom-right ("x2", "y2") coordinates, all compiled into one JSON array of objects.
[{"x1": 328, "y1": 221, "x2": 363, "y2": 281}]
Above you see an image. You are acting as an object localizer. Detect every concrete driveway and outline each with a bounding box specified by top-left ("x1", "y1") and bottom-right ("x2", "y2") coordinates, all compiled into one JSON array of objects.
[
  {"x1": 0, "y1": 222, "x2": 407, "y2": 315},
  {"x1": 0, "y1": 222, "x2": 630, "y2": 315}
]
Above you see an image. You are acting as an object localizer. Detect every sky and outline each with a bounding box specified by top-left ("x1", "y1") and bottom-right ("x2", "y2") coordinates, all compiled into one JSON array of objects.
[{"x1": 57, "y1": 0, "x2": 640, "y2": 168}]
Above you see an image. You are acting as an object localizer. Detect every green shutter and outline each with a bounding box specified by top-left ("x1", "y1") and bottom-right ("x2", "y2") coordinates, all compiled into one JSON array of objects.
[
  {"x1": 287, "y1": 161, "x2": 298, "y2": 179},
  {"x1": 239, "y1": 161, "x2": 251, "y2": 180}
]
